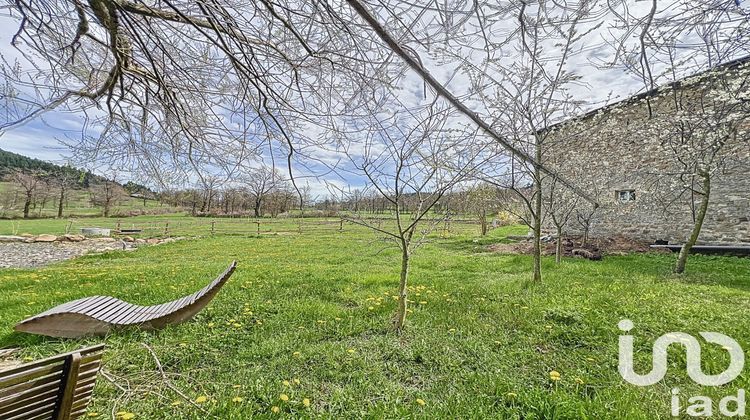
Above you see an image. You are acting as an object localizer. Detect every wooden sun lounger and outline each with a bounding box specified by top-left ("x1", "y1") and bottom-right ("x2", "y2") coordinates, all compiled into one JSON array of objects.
[
  {"x1": 0, "y1": 344, "x2": 104, "y2": 420},
  {"x1": 15, "y1": 262, "x2": 237, "y2": 338}
]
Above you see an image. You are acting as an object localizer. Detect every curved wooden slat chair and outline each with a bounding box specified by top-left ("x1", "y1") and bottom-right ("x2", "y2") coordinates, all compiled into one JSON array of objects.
[
  {"x1": 0, "y1": 344, "x2": 104, "y2": 419},
  {"x1": 14, "y1": 262, "x2": 237, "y2": 338}
]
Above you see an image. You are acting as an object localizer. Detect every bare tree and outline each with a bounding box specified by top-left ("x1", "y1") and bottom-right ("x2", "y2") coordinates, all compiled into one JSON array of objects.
[
  {"x1": 53, "y1": 167, "x2": 81, "y2": 218},
  {"x1": 545, "y1": 176, "x2": 580, "y2": 263},
  {"x1": 244, "y1": 166, "x2": 283, "y2": 218},
  {"x1": 325, "y1": 97, "x2": 494, "y2": 332},
  {"x1": 11, "y1": 170, "x2": 43, "y2": 219},
  {"x1": 462, "y1": 1, "x2": 595, "y2": 282},
  {"x1": 90, "y1": 178, "x2": 125, "y2": 217}
]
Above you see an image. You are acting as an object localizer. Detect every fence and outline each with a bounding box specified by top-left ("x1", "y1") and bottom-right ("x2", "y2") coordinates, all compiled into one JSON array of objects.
[
  {"x1": 0, "y1": 215, "x2": 490, "y2": 238},
  {"x1": 99, "y1": 217, "x2": 485, "y2": 238}
]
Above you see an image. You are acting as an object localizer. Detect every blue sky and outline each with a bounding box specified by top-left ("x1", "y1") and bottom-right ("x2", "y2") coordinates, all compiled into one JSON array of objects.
[{"x1": 0, "y1": 1, "x2": 746, "y2": 196}]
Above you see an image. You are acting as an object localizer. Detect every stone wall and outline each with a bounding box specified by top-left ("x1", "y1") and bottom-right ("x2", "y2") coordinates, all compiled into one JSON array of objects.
[{"x1": 543, "y1": 60, "x2": 750, "y2": 245}]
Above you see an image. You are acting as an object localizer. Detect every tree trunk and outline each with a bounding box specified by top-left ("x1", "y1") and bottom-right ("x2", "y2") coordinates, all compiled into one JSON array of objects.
[
  {"x1": 555, "y1": 224, "x2": 563, "y2": 264},
  {"x1": 393, "y1": 246, "x2": 410, "y2": 332},
  {"x1": 254, "y1": 199, "x2": 261, "y2": 217},
  {"x1": 480, "y1": 209, "x2": 487, "y2": 236},
  {"x1": 675, "y1": 173, "x2": 710, "y2": 274},
  {"x1": 58, "y1": 188, "x2": 65, "y2": 218},
  {"x1": 23, "y1": 192, "x2": 32, "y2": 219},
  {"x1": 532, "y1": 145, "x2": 543, "y2": 283}
]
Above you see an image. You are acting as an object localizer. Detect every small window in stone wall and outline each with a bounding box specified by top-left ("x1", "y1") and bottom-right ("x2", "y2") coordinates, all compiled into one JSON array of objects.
[{"x1": 617, "y1": 190, "x2": 636, "y2": 203}]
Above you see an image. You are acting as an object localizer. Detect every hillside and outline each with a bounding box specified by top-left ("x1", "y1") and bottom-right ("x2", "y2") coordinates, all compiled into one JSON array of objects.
[{"x1": 0, "y1": 149, "x2": 153, "y2": 194}]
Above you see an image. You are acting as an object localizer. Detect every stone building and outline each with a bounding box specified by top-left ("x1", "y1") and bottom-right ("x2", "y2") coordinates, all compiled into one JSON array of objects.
[{"x1": 543, "y1": 57, "x2": 750, "y2": 244}]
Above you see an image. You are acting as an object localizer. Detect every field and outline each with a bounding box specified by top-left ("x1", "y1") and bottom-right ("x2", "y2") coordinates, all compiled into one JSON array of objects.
[
  {"x1": 1, "y1": 218, "x2": 750, "y2": 418},
  {"x1": 0, "y1": 181, "x2": 178, "y2": 219}
]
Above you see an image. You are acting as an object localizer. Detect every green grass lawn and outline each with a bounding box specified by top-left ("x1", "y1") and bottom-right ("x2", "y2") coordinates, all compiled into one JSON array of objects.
[{"x1": 1, "y1": 223, "x2": 749, "y2": 418}]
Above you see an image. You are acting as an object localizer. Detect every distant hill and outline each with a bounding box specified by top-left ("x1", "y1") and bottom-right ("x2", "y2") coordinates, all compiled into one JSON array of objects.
[
  {"x1": 0, "y1": 149, "x2": 153, "y2": 194},
  {"x1": 0, "y1": 148, "x2": 68, "y2": 175}
]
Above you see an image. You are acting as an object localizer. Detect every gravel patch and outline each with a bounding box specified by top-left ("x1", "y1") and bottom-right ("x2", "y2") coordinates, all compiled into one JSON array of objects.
[{"x1": 0, "y1": 240, "x2": 135, "y2": 269}]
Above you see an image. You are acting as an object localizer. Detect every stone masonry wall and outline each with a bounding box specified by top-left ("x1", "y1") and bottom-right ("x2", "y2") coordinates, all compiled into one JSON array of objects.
[{"x1": 543, "y1": 62, "x2": 750, "y2": 245}]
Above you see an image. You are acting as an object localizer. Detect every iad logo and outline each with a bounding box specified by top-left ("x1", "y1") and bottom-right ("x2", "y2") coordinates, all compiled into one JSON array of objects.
[{"x1": 618, "y1": 319, "x2": 746, "y2": 417}]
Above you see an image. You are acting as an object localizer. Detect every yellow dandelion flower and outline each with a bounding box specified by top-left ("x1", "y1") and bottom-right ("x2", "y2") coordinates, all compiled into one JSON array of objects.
[
  {"x1": 293, "y1": 351, "x2": 301, "y2": 357},
  {"x1": 232, "y1": 397, "x2": 243, "y2": 403},
  {"x1": 575, "y1": 377, "x2": 584, "y2": 385},
  {"x1": 347, "y1": 349, "x2": 356, "y2": 354},
  {"x1": 171, "y1": 400, "x2": 181, "y2": 406},
  {"x1": 302, "y1": 398, "x2": 311, "y2": 407},
  {"x1": 419, "y1": 301, "x2": 427, "y2": 305},
  {"x1": 506, "y1": 392, "x2": 517, "y2": 398},
  {"x1": 280, "y1": 394, "x2": 289, "y2": 402},
  {"x1": 293, "y1": 378, "x2": 301, "y2": 385},
  {"x1": 416, "y1": 398, "x2": 426, "y2": 406},
  {"x1": 282, "y1": 380, "x2": 290, "y2": 386},
  {"x1": 368, "y1": 306, "x2": 374, "y2": 310},
  {"x1": 232, "y1": 323, "x2": 242, "y2": 328},
  {"x1": 448, "y1": 328, "x2": 456, "y2": 333},
  {"x1": 271, "y1": 406, "x2": 280, "y2": 413},
  {"x1": 195, "y1": 395, "x2": 208, "y2": 404},
  {"x1": 549, "y1": 370, "x2": 561, "y2": 381},
  {"x1": 87, "y1": 413, "x2": 100, "y2": 417},
  {"x1": 207, "y1": 322, "x2": 215, "y2": 327},
  {"x1": 233, "y1": 384, "x2": 242, "y2": 389}
]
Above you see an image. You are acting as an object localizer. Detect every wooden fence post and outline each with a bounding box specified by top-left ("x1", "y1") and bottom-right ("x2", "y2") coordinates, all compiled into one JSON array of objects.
[
  {"x1": 256, "y1": 220, "x2": 261, "y2": 236},
  {"x1": 116, "y1": 220, "x2": 121, "y2": 233},
  {"x1": 164, "y1": 221, "x2": 169, "y2": 236},
  {"x1": 211, "y1": 221, "x2": 216, "y2": 235},
  {"x1": 339, "y1": 219, "x2": 344, "y2": 232}
]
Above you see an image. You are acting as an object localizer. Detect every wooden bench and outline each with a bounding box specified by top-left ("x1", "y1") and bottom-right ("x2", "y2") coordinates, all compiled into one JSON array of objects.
[
  {"x1": 115, "y1": 228, "x2": 143, "y2": 235},
  {"x1": 15, "y1": 261, "x2": 237, "y2": 338},
  {"x1": 0, "y1": 344, "x2": 104, "y2": 420}
]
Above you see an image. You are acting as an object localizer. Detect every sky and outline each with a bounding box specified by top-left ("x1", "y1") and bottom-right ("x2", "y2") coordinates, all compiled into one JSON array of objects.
[{"x1": 0, "y1": 1, "x2": 747, "y2": 197}]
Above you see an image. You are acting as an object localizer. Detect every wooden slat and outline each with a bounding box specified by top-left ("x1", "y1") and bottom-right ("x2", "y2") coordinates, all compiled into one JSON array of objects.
[
  {"x1": 0, "y1": 364, "x2": 64, "y2": 389},
  {"x1": 63, "y1": 297, "x2": 110, "y2": 315},
  {"x1": 0, "y1": 376, "x2": 61, "y2": 408},
  {"x1": 54, "y1": 352, "x2": 81, "y2": 420},
  {"x1": 3, "y1": 397, "x2": 57, "y2": 420},
  {"x1": 0, "y1": 370, "x2": 62, "y2": 399},
  {"x1": 68, "y1": 407, "x2": 89, "y2": 420},
  {"x1": 0, "y1": 345, "x2": 103, "y2": 380},
  {"x1": 81, "y1": 299, "x2": 127, "y2": 319},
  {"x1": 108, "y1": 304, "x2": 140, "y2": 324},
  {"x1": 27, "y1": 410, "x2": 58, "y2": 420},
  {"x1": 0, "y1": 387, "x2": 59, "y2": 416},
  {"x1": 70, "y1": 396, "x2": 93, "y2": 412},
  {"x1": 95, "y1": 301, "x2": 136, "y2": 323},
  {"x1": 0, "y1": 358, "x2": 63, "y2": 380}
]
